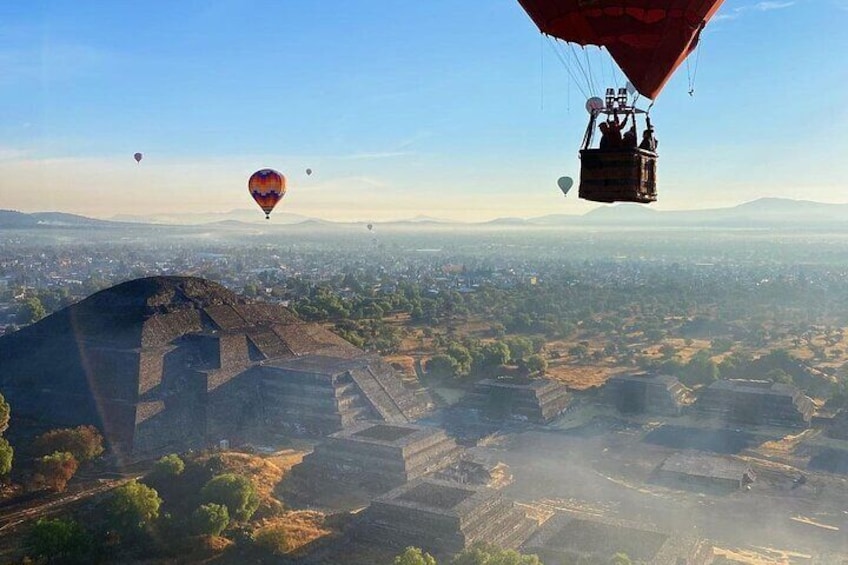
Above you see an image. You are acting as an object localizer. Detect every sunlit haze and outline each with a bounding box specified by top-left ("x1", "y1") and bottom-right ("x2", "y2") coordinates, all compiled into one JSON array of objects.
[{"x1": 1, "y1": 1, "x2": 846, "y2": 221}]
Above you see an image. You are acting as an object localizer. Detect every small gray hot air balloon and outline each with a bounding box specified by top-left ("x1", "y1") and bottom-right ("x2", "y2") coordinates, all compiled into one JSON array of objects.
[{"x1": 557, "y1": 176, "x2": 574, "y2": 196}]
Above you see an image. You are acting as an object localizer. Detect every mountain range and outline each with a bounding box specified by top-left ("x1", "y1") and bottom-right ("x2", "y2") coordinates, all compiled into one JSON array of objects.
[{"x1": 2, "y1": 198, "x2": 848, "y2": 230}]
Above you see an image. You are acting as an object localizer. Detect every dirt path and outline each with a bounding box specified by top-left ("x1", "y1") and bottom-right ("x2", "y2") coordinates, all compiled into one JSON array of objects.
[{"x1": 0, "y1": 476, "x2": 137, "y2": 533}]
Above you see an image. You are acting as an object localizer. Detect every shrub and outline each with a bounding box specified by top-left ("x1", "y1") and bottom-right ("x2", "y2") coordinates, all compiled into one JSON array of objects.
[
  {"x1": 25, "y1": 517, "x2": 95, "y2": 565},
  {"x1": 34, "y1": 425, "x2": 105, "y2": 462},
  {"x1": 151, "y1": 454, "x2": 185, "y2": 478},
  {"x1": 200, "y1": 473, "x2": 259, "y2": 522},
  {"x1": 450, "y1": 542, "x2": 541, "y2": 565},
  {"x1": 253, "y1": 524, "x2": 294, "y2": 555},
  {"x1": 0, "y1": 392, "x2": 9, "y2": 434},
  {"x1": 394, "y1": 546, "x2": 438, "y2": 565},
  {"x1": 32, "y1": 451, "x2": 78, "y2": 492},
  {"x1": 106, "y1": 479, "x2": 162, "y2": 538},
  {"x1": 0, "y1": 437, "x2": 13, "y2": 476},
  {"x1": 192, "y1": 503, "x2": 230, "y2": 536}
]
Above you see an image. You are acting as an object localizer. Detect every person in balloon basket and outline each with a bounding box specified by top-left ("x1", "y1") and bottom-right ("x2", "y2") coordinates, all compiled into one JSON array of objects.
[
  {"x1": 599, "y1": 111, "x2": 628, "y2": 149},
  {"x1": 639, "y1": 126, "x2": 658, "y2": 153},
  {"x1": 623, "y1": 124, "x2": 638, "y2": 149}
]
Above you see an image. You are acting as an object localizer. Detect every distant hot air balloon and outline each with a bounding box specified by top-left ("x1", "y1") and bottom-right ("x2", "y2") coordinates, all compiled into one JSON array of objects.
[
  {"x1": 248, "y1": 169, "x2": 286, "y2": 219},
  {"x1": 305, "y1": 168, "x2": 312, "y2": 176},
  {"x1": 557, "y1": 177, "x2": 574, "y2": 196},
  {"x1": 367, "y1": 223, "x2": 374, "y2": 231},
  {"x1": 134, "y1": 152, "x2": 143, "y2": 163}
]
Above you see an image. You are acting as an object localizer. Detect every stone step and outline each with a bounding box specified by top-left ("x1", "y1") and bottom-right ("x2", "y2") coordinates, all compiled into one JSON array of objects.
[{"x1": 349, "y1": 368, "x2": 408, "y2": 424}]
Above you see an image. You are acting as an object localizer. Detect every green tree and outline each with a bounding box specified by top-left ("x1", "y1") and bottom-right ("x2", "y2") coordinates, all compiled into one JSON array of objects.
[
  {"x1": 201, "y1": 473, "x2": 259, "y2": 522},
  {"x1": 32, "y1": 452, "x2": 78, "y2": 492},
  {"x1": 25, "y1": 517, "x2": 95, "y2": 565},
  {"x1": 34, "y1": 425, "x2": 104, "y2": 462},
  {"x1": 394, "y1": 546, "x2": 438, "y2": 565},
  {"x1": 525, "y1": 354, "x2": 548, "y2": 375},
  {"x1": 480, "y1": 342, "x2": 511, "y2": 369},
  {"x1": 106, "y1": 480, "x2": 162, "y2": 537},
  {"x1": 0, "y1": 437, "x2": 13, "y2": 476},
  {"x1": 192, "y1": 503, "x2": 230, "y2": 536},
  {"x1": 450, "y1": 542, "x2": 541, "y2": 565},
  {"x1": 505, "y1": 337, "x2": 534, "y2": 364},
  {"x1": 0, "y1": 392, "x2": 9, "y2": 434},
  {"x1": 447, "y1": 343, "x2": 474, "y2": 376},
  {"x1": 425, "y1": 354, "x2": 460, "y2": 379},
  {"x1": 151, "y1": 454, "x2": 185, "y2": 478},
  {"x1": 17, "y1": 296, "x2": 46, "y2": 324}
]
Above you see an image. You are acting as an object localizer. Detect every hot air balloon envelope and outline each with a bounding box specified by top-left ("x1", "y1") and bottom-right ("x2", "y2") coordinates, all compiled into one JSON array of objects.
[
  {"x1": 248, "y1": 169, "x2": 286, "y2": 219},
  {"x1": 305, "y1": 168, "x2": 312, "y2": 176},
  {"x1": 517, "y1": 0, "x2": 725, "y2": 99},
  {"x1": 367, "y1": 223, "x2": 373, "y2": 231},
  {"x1": 134, "y1": 152, "x2": 143, "y2": 163},
  {"x1": 558, "y1": 176, "x2": 574, "y2": 195}
]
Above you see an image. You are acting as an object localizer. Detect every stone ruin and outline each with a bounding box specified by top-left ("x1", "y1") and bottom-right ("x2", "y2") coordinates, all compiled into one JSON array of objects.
[
  {"x1": 355, "y1": 477, "x2": 537, "y2": 557},
  {"x1": 0, "y1": 277, "x2": 432, "y2": 460},
  {"x1": 602, "y1": 373, "x2": 688, "y2": 416},
  {"x1": 432, "y1": 456, "x2": 513, "y2": 489},
  {"x1": 289, "y1": 421, "x2": 462, "y2": 500},
  {"x1": 656, "y1": 451, "x2": 755, "y2": 492},
  {"x1": 524, "y1": 512, "x2": 714, "y2": 565},
  {"x1": 694, "y1": 379, "x2": 813, "y2": 427},
  {"x1": 461, "y1": 376, "x2": 570, "y2": 424},
  {"x1": 259, "y1": 355, "x2": 431, "y2": 437}
]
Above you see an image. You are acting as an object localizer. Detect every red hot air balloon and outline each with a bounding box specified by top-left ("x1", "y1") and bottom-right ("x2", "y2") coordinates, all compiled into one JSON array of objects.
[
  {"x1": 134, "y1": 152, "x2": 143, "y2": 163},
  {"x1": 248, "y1": 169, "x2": 286, "y2": 219},
  {"x1": 517, "y1": 0, "x2": 724, "y2": 99}
]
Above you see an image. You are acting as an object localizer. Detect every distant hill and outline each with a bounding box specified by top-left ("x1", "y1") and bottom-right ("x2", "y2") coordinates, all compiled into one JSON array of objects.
[
  {"x1": 111, "y1": 209, "x2": 313, "y2": 225},
  {"x1": 530, "y1": 198, "x2": 848, "y2": 229},
  {"x1": 483, "y1": 217, "x2": 530, "y2": 226},
  {"x1": 0, "y1": 210, "x2": 120, "y2": 228},
  {"x1": 0, "y1": 210, "x2": 37, "y2": 227},
  {"x1": 7, "y1": 198, "x2": 848, "y2": 231}
]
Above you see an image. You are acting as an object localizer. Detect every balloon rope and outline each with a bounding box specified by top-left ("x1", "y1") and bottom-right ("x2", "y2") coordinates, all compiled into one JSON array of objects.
[
  {"x1": 546, "y1": 37, "x2": 589, "y2": 100},
  {"x1": 582, "y1": 46, "x2": 597, "y2": 96},
  {"x1": 540, "y1": 33, "x2": 544, "y2": 111},
  {"x1": 690, "y1": 37, "x2": 703, "y2": 96},
  {"x1": 567, "y1": 41, "x2": 594, "y2": 97}
]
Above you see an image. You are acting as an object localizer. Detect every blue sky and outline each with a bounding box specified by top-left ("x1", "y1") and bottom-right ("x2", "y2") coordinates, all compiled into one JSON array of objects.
[{"x1": 0, "y1": 0, "x2": 846, "y2": 220}]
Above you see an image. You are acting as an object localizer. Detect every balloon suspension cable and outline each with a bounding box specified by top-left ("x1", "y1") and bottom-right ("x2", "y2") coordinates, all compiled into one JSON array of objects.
[
  {"x1": 686, "y1": 22, "x2": 705, "y2": 97},
  {"x1": 567, "y1": 41, "x2": 594, "y2": 97},
  {"x1": 546, "y1": 36, "x2": 590, "y2": 100},
  {"x1": 540, "y1": 35, "x2": 553, "y2": 111},
  {"x1": 582, "y1": 110, "x2": 598, "y2": 150}
]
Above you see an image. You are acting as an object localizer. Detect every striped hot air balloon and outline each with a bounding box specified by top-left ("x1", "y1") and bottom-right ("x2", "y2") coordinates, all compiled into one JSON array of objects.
[{"x1": 248, "y1": 169, "x2": 286, "y2": 219}]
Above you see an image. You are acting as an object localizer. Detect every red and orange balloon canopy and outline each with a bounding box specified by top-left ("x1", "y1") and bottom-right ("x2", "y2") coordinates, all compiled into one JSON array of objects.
[
  {"x1": 517, "y1": 0, "x2": 725, "y2": 99},
  {"x1": 248, "y1": 168, "x2": 286, "y2": 219}
]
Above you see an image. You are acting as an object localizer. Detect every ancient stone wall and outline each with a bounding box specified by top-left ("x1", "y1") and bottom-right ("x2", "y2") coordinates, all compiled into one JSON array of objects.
[{"x1": 137, "y1": 348, "x2": 166, "y2": 396}]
